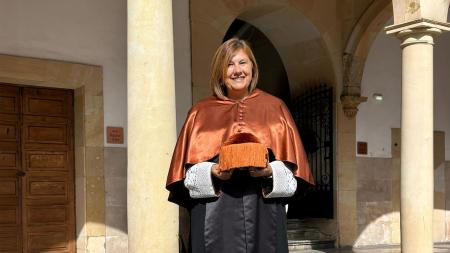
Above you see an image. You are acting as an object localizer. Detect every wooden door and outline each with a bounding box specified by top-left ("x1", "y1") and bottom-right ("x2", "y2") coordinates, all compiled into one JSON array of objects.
[
  {"x1": 0, "y1": 85, "x2": 22, "y2": 252},
  {"x1": 0, "y1": 84, "x2": 75, "y2": 253}
]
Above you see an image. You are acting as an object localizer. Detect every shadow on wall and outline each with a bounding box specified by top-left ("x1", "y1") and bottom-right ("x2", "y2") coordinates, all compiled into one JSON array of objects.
[
  {"x1": 102, "y1": 146, "x2": 129, "y2": 251},
  {"x1": 75, "y1": 146, "x2": 128, "y2": 252},
  {"x1": 355, "y1": 130, "x2": 450, "y2": 246}
]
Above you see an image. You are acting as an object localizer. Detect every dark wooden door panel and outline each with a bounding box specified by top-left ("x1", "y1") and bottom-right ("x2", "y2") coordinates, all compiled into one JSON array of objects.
[
  {"x1": 0, "y1": 85, "x2": 20, "y2": 115},
  {"x1": 25, "y1": 226, "x2": 71, "y2": 253},
  {"x1": 25, "y1": 151, "x2": 69, "y2": 172},
  {"x1": 0, "y1": 95, "x2": 18, "y2": 114},
  {"x1": 23, "y1": 123, "x2": 68, "y2": 146},
  {"x1": 22, "y1": 87, "x2": 71, "y2": 118},
  {"x1": 22, "y1": 115, "x2": 70, "y2": 152},
  {"x1": 0, "y1": 84, "x2": 75, "y2": 253},
  {"x1": 0, "y1": 152, "x2": 18, "y2": 170},
  {"x1": 0, "y1": 142, "x2": 20, "y2": 179},
  {"x1": 21, "y1": 86, "x2": 75, "y2": 253},
  {"x1": 0, "y1": 206, "x2": 19, "y2": 225},
  {"x1": 0, "y1": 85, "x2": 22, "y2": 253},
  {"x1": 26, "y1": 205, "x2": 68, "y2": 225},
  {"x1": 0, "y1": 121, "x2": 19, "y2": 142},
  {"x1": 0, "y1": 229, "x2": 19, "y2": 253},
  {"x1": 0, "y1": 179, "x2": 19, "y2": 200},
  {"x1": 25, "y1": 174, "x2": 70, "y2": 203},
  {"x1": 0, "y1": 133, "x2": 21, "y2": 178}
]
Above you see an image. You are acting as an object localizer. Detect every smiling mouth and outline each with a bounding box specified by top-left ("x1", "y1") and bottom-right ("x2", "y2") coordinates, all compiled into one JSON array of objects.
[{"x1": 231, "y1": 76, "x2": 246, "y2": 81}]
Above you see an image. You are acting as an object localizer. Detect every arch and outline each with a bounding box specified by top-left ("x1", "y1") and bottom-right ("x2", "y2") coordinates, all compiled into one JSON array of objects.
[
  {"x1": 345, "y1": 0, "x2": 393, "y2": 57},
  {"x1": 190, "y1": 0, "x2": 336, "y2": 101},
  {"x1": 340, "y1": 0, "x2": 392, "y2": 117},
  {"x1": 237, "y1": 5, "x2": 335, "y2": 98}
]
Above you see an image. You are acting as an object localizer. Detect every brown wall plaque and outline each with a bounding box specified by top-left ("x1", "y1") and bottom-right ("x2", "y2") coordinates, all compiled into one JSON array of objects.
[
  {"x1": 107, "y1": 127, "x2": 124, "y2": 144},
  {"x1": 357, "y1": 141, "x2": 368, "y2": 155}
]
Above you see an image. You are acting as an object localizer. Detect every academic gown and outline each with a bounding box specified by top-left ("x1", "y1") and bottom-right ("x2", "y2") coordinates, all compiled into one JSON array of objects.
[{"x1": 166, "y1": 89, "x2": 314, "y2": 253}]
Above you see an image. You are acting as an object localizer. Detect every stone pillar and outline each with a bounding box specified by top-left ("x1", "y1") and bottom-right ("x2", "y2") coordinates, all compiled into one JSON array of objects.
[
  {"x1": 336, "y1": 106, "x2": 358, "y2": 246},
  {"x1": 128, "y1": 1, "x2": 178, "y2": 252},
  {"x1": 386, "y1": 21, "x2": 449, "y2": 253}
]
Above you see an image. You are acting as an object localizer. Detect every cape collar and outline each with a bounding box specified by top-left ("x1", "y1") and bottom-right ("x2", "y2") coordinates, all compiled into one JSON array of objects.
[{"x1": 219, "y1": 88, "x2": 262, "y2": 104}]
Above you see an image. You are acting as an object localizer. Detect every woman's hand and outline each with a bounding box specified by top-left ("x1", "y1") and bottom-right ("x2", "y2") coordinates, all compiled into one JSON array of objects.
[
  {"x1": 249, "y1": 163, "x2": 272, "y2": 178},
  {"x1": 211, "y1": 164, "x2": 233, "y2": 180}
]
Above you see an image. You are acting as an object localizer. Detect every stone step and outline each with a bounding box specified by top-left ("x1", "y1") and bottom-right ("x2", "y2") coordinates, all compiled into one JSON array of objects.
[
  {"x1": 288, "y1": 239, "x2": 335, "y2": 251},
  {"x1": 288, "y1": 240, "x2": 335, "y2": 251},
  {"x1": 287, "y1": 227, "x2": 335, "y2": 241}
]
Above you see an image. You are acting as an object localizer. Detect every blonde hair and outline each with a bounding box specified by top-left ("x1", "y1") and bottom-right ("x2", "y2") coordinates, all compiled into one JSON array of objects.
[{"x1": 209, "y1": 38, "x2": 259, "y2": 99}]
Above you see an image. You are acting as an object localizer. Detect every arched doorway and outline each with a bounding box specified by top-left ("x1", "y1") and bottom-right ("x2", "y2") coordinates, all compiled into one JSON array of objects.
[{"x1": 223, "y1": 17, "x2": 336, "y2": 249}]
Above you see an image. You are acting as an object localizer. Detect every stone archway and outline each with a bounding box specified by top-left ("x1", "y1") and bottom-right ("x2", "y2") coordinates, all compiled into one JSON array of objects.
[
  {"x1": 190, "y1": 0, "x2": 336, "y2": 102},
  {"x1": 340, "y1": 0, "x2": 392, "y2": 118},
  {"x1": 190, "y1": 0, "x2": 339, "y2": 249},
  {"x1": 236, "y1": 6, "x2": 335, "y2": 98}
]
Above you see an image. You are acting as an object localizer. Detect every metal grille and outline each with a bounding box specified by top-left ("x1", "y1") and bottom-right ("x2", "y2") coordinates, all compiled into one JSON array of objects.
[{"x1": 288, "y1": 85, "x2": 334, "y2": 219}]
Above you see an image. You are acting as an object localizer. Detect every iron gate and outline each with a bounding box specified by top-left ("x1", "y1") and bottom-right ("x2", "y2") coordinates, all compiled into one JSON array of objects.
[{"x1": 287, "y1": 85, "x2": 334, "y2": 219}]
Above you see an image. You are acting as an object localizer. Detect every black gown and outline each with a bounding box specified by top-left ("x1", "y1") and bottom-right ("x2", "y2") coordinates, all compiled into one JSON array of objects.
[{"x1": 189, "y1": 169, "x2": 289, "y2": 253}]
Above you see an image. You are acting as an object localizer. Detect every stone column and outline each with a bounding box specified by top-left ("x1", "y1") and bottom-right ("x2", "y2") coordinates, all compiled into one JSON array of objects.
[
  {"x1": 386, "y1": 21, "x2": 449, "y2": 253},
  {"x1": 128, "y1": 1, "x2": 178, "y2": 252}
]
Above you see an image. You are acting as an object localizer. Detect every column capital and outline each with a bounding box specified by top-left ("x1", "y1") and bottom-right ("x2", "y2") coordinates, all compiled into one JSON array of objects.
[
  {"x1": 385, "y1": 19, "x2": 450, "y2": 47},
  {"x1": 340, "y1": 53, "x2": 367, "y2": 118},
  {"x1": 339, "y1": 94, "x2": 367, "y2": 119}
]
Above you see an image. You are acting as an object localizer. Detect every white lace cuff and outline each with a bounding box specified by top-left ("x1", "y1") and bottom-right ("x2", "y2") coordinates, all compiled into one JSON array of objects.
[
  {"x1": 264, "y1": 161, "x2": 297, "y2": 198},
  {"x1": 184, "y1": 162, "x2": 218, "y2": 199}
]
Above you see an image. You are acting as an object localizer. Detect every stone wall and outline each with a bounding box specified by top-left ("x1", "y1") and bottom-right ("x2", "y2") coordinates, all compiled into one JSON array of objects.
[
  {"x1": 105, "y1": 147, "x2": 128, "y2": 252},
  {"x1": 355, "y1": 130, "x2": 450, "y2": 247},
  {"x1": 355, "y1": 157, "x2": 399, "y2": 246}
]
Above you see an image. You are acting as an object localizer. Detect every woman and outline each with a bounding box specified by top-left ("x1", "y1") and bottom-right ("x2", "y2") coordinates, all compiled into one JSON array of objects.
[{"x1": 166, "y1": 38, "x2": 314, "y2": 253}]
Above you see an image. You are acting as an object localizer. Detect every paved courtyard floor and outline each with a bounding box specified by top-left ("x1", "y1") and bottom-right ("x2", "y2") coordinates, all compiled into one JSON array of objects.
[{"x1": 291, "y1": 244, "x2": 450, "y2": 253}]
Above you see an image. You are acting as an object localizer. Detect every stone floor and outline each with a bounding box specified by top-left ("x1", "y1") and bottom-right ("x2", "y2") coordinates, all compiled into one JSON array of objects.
[{"x1": 291, "y1": 244, "x2": 450, "y2": 253}]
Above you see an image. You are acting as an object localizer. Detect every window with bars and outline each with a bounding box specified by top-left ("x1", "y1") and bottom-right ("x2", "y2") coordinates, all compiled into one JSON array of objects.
[{"x1": 288, "y1": 85, "x2": 334, "y2": 219}]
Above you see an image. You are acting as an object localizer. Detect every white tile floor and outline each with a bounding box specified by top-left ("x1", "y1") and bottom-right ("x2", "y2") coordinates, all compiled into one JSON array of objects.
[{"x1": 291, "y1": 244, "x2": 450, "y2": 253}]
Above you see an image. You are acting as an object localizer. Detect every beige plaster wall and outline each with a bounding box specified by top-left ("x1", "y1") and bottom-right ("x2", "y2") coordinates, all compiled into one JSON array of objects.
[
  {"x1": 0, "y1": 0, "x2": 127, "y2": 148},
  {"x1": 354, "y1": 129, "x2": 450, "y2": 247},
  {"x1": 0, "y1": 0, "x2": 195, "y2": 141},
  {"x1": 357, "y1": 16, "x2": 450, "y2": 159}
]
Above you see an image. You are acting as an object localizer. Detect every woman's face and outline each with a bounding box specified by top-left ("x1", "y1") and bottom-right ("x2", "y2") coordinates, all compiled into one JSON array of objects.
[{"x1": 224, "y1": 49, "x2": 253, "y2": 99}]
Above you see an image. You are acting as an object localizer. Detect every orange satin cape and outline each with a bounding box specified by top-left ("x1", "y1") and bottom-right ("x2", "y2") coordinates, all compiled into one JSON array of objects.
[{"x1": 166, "y1": 89, "x2": 314, "y2": 206}]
